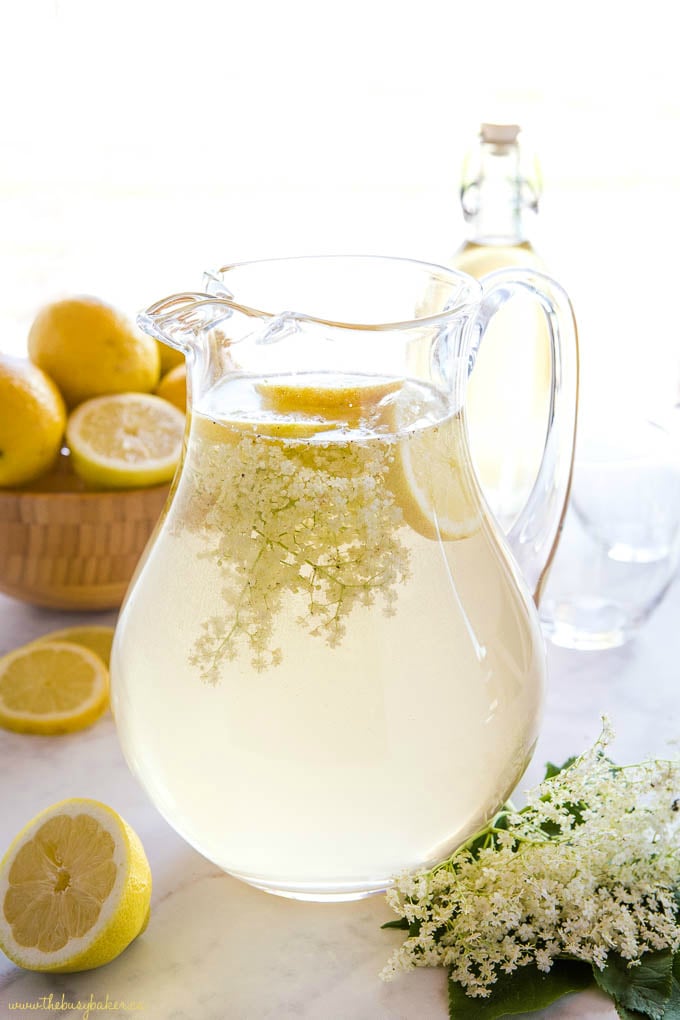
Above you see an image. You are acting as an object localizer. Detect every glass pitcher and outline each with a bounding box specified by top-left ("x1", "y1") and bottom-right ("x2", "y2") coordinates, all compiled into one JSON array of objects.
[{"x1": 111, "y1": 255, "x2": 578, "y2": 901}]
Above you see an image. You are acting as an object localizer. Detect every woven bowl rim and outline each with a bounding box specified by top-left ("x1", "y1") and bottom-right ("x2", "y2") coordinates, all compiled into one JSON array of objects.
[{"x1": 0, "y1": 483, "x2": 171, "y2": 502}]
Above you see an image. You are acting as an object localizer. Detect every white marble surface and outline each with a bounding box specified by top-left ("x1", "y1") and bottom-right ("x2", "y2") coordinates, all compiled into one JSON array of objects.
[{"x1": 1, "y1": 577, "x2": 679, "y2": 1020}]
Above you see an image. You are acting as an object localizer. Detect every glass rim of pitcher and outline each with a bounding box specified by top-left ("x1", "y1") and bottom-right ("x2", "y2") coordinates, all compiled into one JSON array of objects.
[{"x1": 198, "y1": 253, "x2": 484, "y2": 331}]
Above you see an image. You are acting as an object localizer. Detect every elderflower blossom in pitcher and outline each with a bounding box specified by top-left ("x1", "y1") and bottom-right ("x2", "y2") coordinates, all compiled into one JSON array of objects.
[{"x1": 111, "y1": 256, "x2": 578, "y2": 900}]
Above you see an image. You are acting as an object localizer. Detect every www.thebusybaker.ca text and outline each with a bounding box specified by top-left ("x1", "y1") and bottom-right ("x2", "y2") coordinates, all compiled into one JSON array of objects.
[{"x1": 7, "y1": 992, "x2": 145, "y2": 1018}]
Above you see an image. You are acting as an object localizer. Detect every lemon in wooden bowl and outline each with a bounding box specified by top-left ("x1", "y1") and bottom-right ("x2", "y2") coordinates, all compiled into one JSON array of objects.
[
  {"x1": 0, "y1": 393, "x2": 184, "y2": 611},
  {"x1": 0, "y1": 356, "x2": 66, "y2": 488},
  {"x1": 28, "y1": 297, "x2": 160, "y2": 409}
]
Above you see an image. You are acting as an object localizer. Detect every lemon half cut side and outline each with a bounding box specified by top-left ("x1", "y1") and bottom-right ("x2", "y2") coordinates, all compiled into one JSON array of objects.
[
  {"x1": 66, "y1": 392, "x2": 185, "y2": 489},
  {"x1": 0, "y1": 798, "x2": 151, "y2": 972}
]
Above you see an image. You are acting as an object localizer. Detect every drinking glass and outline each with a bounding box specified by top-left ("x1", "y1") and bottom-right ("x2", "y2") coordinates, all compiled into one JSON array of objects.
[{"x1": 540, "y1": 417, "x2": 680, "y2": 650}]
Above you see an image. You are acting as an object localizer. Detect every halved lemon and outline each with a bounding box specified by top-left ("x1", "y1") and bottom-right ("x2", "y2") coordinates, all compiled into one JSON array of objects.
[
  {"x1": 0, "y1": 798, "x2": 151, "y2": 972},
  {"x1": 66, "y1": 393, "x2": 185, "y2": 489},
  {"x1": 31, "y1": 626, "x2": 115, "y2": 668},
  {"x1": 0, "y1": 641, "x2": 109, "y2": 735},
  {"x1": 388, "y1": 410, "x2": 482, "y2": 541}
]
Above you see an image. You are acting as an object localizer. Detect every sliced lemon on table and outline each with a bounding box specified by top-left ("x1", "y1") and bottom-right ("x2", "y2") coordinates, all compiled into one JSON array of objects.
[
  {"x1": 31, "y1": 625, "x2": 115, "y2": 668},
  {"x1": 66, "y1": 392, "x2": 185, "y2": 489},
  {"x1": 0, "y1": 798, "x2": 151, "y2": 972},
  {"x1": 388, "y1": 410, "x2": 482, "y2": 541},
  {"x1": 0, "y1": 641, "x2": 109, "y2": 735}
]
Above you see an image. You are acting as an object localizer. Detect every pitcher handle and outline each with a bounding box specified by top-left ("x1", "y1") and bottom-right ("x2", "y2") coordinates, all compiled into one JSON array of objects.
[{"x1": 472, "y1": 268, "x2": 580, "y2": 603}]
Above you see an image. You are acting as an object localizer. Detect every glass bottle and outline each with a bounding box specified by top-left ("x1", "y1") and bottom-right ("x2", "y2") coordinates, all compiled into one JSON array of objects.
[{"x1": 451, "y1": 123, "x2": 553, "y2": 530}]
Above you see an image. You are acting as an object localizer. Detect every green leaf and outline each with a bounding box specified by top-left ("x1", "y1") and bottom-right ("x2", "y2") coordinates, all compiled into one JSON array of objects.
[
  {"x1": 447, "y1": 959, "x2": 593, "y2": 1019},
  {"x1": 614, "y1": 1004, "x2": 649, "y2": 1019},
  {"x1": 593, "y1": 951, "x2": 673, "y2": 1020},
  {"x1": 493, "y1": 811, "x2": 511, "y2": 832},
  {"x1": 659, "y1": 952, "x2": 680, "y2": 1019},
  {"x1": 380, "y1": 915, "x2": 424, "y2": 937},
  {"x1": 543, "y1": 756, "x2": 578, "y2": 779},
  {"x1": 613, "y1": 961, "x2": 680, "y2": 1020},
  {"x1": 381, "y1": 918, "x2": 409, "y2": 930}
]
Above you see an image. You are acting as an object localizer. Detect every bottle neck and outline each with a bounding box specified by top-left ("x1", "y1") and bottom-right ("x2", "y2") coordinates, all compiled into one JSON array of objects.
[{"x1": 461, "y1": 139, "x2": 537, "y2": 247}]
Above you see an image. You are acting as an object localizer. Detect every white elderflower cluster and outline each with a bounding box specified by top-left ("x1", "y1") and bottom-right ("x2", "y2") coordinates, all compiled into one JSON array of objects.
[
  {"x1": 382, "y1": 722, "x2": 680, "y2": 997},
  {"x1": 180, "y1": 427, "x2": 409, "y2": 680}
]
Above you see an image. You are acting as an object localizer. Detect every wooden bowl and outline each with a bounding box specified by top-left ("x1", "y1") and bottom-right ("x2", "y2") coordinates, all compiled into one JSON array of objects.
[{"x1": 0, "y1": 483, "x2": 170, "y2": 611}]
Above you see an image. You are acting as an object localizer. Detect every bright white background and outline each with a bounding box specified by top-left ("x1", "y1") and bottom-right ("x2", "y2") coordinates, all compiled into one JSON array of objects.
[{"x1": 1, "y1": 0, "x2": 679, "y2": 421}]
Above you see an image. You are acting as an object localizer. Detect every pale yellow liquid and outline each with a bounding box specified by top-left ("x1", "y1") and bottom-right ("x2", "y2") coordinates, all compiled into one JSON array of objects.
[
  {"x1": 452, "y1": 242, "x2": 552, "y2": 529},
  {"x1": 111, "y1": 374, "x2": 544, "y2": 899}
]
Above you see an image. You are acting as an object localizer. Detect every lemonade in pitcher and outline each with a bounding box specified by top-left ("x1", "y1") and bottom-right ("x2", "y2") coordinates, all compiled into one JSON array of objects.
[
  {"x1": 113, "y1": 370, "x2": 544, "y2": 898},
  {"x1": 112, "y1": 255, "x2": 578, "y2": 900}
]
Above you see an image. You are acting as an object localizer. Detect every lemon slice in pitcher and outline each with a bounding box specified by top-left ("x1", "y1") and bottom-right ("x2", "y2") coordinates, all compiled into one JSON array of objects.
[
  {"x1": 198, "y1": 375, "x2": 404, "y2": 443},
  {"x1": 0, "y1": 798, "x2": 151, "y2": 972},
  {"x1": 196, "y1": 413, "x2": 342, "y2": 444},
  {"x1": 255, "y1": 374, "x2": 403, "y2": 425},
  {"x1": 388, "y1": 410, "x2": 482, "y2": 541}
]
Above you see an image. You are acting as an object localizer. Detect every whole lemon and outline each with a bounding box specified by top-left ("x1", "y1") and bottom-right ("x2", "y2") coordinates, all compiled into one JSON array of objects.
[
  {"x1": 28, "y1": 297, "x2": 160, "y2": 408},
  {"x1": 156, "y1": 340, "x2": 185, "y2": 376},
  {"x1": 0, "y1": 356, "x2": 67, "y2": 487},
  {"x1": 155, "y1": 362, "x2": 186, "y2": 411}
]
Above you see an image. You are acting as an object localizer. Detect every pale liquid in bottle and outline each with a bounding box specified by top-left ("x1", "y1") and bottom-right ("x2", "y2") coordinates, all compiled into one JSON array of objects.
[
  {"x1": 453, "y1": 241, "x2": 552, "y2": 528},
  {"x1": 112, "y1": 373, "x2": 544, "y2": 898},
  {"x1": 446, "y1": 123, "x2": 553, "y2": 528}
]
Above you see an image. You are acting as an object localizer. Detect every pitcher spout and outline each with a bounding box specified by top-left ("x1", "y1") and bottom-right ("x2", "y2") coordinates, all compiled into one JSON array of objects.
[{"x1": 137, "y1": 292, "x2": 235, "y2": 354}]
